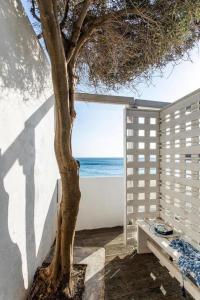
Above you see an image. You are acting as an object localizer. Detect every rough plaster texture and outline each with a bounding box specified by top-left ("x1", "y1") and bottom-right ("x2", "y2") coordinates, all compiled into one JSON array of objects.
[
  {"x1": 0, "y1": 1, "x2": 58, "y2": 299},
  {"x1": 76, "y1": 177, "x2": 124, "y2": 230}
]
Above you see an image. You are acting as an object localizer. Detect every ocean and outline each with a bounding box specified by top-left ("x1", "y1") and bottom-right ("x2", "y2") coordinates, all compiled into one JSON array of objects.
[{"x1": 77, "y1": 158, "x2": 123, "y2": 177}]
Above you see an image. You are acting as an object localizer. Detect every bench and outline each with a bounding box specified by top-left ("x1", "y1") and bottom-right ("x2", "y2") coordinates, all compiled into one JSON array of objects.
[{"x1": 137, "y1": 220, "x2": 200, "y2": 300}]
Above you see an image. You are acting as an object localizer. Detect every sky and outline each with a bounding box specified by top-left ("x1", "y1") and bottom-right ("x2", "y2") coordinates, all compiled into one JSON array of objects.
[
  {"x1": 21, "y1": 0, "x2": 200, "y2": 158},
  {"x1": 73, "y1": 46, "x2": 200, "y2": 158}
]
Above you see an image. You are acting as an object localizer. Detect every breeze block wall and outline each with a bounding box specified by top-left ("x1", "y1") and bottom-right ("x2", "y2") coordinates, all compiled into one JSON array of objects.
[
  {"x1": 0, "y1": 1, "x2": 58, "y2": 299},
  {"x1": 125, "y1": 90, "x2": 200, "y2": 250},
  {"x1": 160, "y1": 89, "x2": 200, "y2": 250},
  {"x1": 124, "y1": 108, "x2": 160, "y2": 244}
]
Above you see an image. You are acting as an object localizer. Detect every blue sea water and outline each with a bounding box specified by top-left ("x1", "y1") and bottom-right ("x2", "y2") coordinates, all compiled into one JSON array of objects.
[{"x1": 77, "y1": 157, "x2": 124, "y2": 177}]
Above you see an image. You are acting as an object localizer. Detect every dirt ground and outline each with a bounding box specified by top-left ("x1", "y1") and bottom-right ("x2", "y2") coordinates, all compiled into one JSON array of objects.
[
  {"x1": 27, "y1": 264, "x2": 86, "y2": 300},
  {"x1": 75, "y1": 226, "x2": 193, "y2": 300}
]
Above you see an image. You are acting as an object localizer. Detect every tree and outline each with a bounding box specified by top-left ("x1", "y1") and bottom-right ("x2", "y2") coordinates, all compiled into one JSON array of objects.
[{"x1": 29, "y1": 0, "x2": 200, "y2": 298}]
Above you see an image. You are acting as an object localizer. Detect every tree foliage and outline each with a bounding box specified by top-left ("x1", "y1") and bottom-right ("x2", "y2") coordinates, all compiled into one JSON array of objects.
[{"x1": 32, "y1": 0, "x2": 200, "y2": 89}]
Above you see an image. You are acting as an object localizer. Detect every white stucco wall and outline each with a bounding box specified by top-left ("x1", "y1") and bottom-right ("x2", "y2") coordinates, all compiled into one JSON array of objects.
[
  {"x1": 76, "y1": 177, "x2": 124, "y2": 230},
  {"x1": 0, "y1": 1, "x2": 58, "y2": 299}
]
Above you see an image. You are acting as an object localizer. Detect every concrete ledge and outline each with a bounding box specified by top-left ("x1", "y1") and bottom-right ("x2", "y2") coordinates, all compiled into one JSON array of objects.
[{"x1": 74, "y1": 247, "x2": 105, "y2": 300}]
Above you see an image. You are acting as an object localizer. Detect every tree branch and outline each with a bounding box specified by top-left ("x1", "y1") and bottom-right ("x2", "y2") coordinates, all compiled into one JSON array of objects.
[
  {"x1": 71, "y1": 0, "x2": 91, "y2": 42},
  {"x1": 30, "y1": 0, "x2": 41, "y2": 23},
  {"x1": 37, "y1": 32, "x2": 43, "y2": 39},
  {"x1": 86, "y1": 6, "x2": 157, "y2": 29},
  {"x1": 37, "y1": 0, "x2": 72, "y2": 162},
  {"x1": 68, "y1": 61, "x2": 76, "y2": 119},
  {"x1": 65, "y1": 0, "x2": 91, "y2": 62},
  {"x1": 72, "y1": 6, "x2": 154, "y2": 63},
  {"x1": 60, "y1": 0, "x2": 70, "y2": 30}
]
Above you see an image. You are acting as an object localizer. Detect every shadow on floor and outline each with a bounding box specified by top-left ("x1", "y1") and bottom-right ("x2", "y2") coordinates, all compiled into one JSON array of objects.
[
  {"x1": 75, "y1": 226, "x2": 193, "y2": 300},
  {"x1": 75, "y1": 226, "x2": 125, "y2": 248}
]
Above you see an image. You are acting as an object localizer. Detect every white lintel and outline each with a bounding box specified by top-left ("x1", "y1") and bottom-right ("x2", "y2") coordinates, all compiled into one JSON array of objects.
[{"x1": 75, "y1": 92, "x2": 170, "y2": 109}]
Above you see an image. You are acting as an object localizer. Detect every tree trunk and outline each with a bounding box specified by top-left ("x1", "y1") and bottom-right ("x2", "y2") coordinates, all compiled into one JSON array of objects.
[
  {"x1": 50, "y1": 154, "x2": 81, "y2": 294},
  {"x1": 36, "y1": 1, "x2": 81, "y2": 297},
  {"x1": 45, "y1": 71, "x2": 81, "y2": 297},
  {"x1": 48, "y1": 67, "x2": 80, "y2": 296}
]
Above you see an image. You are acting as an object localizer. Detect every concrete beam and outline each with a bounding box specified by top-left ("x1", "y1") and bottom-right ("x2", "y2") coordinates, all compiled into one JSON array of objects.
[{"x1": 75, "y1": 92, "x2": 170, "y2": 109}]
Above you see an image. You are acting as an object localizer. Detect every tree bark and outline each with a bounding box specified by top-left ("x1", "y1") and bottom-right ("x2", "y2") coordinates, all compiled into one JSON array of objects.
[
  {"x1": 36, "y1": 0, "x2": 81, "y2": 296},
  {"x1": 49, "y1": 80, "x2": 81, "y2": 296}
]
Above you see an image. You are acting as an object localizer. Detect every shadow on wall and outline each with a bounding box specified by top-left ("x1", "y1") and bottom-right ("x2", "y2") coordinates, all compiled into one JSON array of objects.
[
  {"x1": 0, "y1": 0, "x2": 49, "y2": 101},
  {"x1": 0, "y1": 96, "x2": 57, "y2": 299},
  {"x1": 0, "y1": 0, "x2": 58, "y2": 298}
]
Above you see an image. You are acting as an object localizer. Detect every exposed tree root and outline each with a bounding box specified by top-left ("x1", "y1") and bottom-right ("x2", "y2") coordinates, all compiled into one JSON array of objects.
[{"x1": 27, "y1": 263, "x2": 86, "y2": 300}]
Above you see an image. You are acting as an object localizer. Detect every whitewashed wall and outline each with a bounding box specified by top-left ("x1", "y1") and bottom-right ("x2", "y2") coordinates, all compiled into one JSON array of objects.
[
  {"x1": 0, "y1": 1, "x2": 58, "y2": 299},
  {"x1": 76, "y1": 177, "x2": 124, "y2": 230}
]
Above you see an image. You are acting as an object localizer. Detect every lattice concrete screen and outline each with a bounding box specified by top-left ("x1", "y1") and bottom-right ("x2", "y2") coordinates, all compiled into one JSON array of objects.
[
  {"x1": 124, "y1": 108, "x2": 160, "y2": 244},
  {"x1": 160, "y1": 92, "x2": 200, "y2": 251},
  {"x1": 124, "y1": 90, "x2": 200, "y2": 249}
]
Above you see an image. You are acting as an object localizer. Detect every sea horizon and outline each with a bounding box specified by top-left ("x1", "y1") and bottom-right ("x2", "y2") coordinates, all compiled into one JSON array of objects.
[
  {"x1": 76, "y1": 157, "x2": 124, "y2": 177},
  {"x1": 76, "y1": 156, "x2": 123, "y2": 159}
]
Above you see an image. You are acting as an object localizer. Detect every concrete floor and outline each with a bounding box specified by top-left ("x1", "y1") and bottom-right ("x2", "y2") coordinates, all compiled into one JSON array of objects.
[{"x1": 75, "y1": 226, "x2": 193, "y2": 300}]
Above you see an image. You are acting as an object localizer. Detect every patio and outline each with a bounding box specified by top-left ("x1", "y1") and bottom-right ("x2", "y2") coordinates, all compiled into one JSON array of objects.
[
  {"x1": 1, "y1": 1, "x2": 200, "y2": 299},
  {"x1": 75, "y1": 227, "x2": 193, "y2": 300},
  {"x1": 72, "y1": 89, "x2": 200, "y2": 300}
]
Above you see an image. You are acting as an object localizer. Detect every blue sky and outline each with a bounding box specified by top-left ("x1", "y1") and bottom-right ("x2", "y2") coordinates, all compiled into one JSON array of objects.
[
  {"x1": 21, "y1": 1, "x2": 200, "y2": 158},
  {"x1": 74, "y1": 46, "x2": 200, "y2": 157}
]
